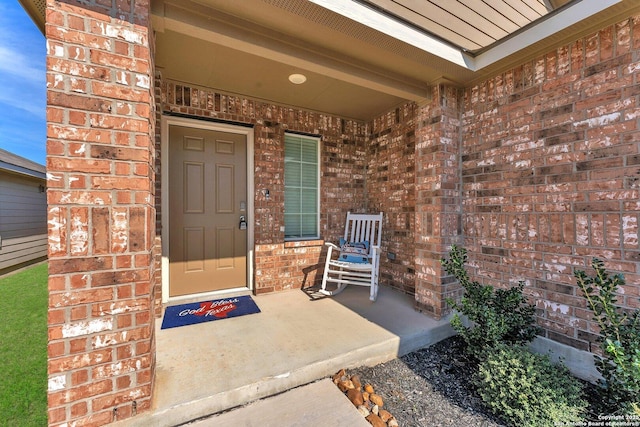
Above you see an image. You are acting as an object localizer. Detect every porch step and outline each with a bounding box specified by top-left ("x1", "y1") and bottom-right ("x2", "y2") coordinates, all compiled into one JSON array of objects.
[
  {"x1": 183, "y1": 378, "x2": 370, "y2": 426},
  {"x1": 114, "y1": 286, "x2": 454, "y2": 427}
]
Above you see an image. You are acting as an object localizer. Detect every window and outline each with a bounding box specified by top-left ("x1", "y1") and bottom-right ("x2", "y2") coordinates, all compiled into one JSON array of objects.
[{"x1": 284, "y1": 133, "x2": 319, "y2": 240}]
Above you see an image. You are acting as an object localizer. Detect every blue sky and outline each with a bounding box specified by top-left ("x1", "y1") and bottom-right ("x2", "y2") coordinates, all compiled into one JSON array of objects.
[{"x1": 0, "y1": 1, "x2": 46, "y2": 165}]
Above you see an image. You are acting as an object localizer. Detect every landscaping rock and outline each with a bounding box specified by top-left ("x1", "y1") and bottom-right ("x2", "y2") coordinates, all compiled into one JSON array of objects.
[
  {"x1": 346, "y1": 388, "x2": 364, "y2": 406},
  {"x1": 379, "y1": 409, "x2": 392, "y2": 422},
  {"x1": 357, "y1": 405, "x2": 370, "y2": 417},
  {"x1": 351, "y1": 374, "x2": 362, "y2": 390},
  {"x1": 332, "y1": 368, "x2": 345, "y2": 384},
  {"x1": 369, "y1": 393, "x2": 384, "y2": 407},
  {"x1": 366, "y1": 413, "x2": 386, "y2": 427},
  {"x1": 337, "y1": 379, "x2": 355, "y2": 392},
  {"x1": 332, "y1": 368, "x2": 399, "y2": 426}
]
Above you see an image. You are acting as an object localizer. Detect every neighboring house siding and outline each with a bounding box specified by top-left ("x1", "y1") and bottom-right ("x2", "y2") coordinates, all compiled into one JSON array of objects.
[{"x1": 0, "y1": 164, "x2": 47, "y2": 274}]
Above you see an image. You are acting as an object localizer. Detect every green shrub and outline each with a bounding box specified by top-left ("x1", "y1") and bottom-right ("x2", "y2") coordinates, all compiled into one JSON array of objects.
[
  {"x1": 575, "y1": 259, "x2": 640, "y2": 415},
  {"x1": 476, "y1": 344, "x2": 587, "y2": 427},
  {"x1": 442, "y1": 245, "x2": 539, "y2": 360}
]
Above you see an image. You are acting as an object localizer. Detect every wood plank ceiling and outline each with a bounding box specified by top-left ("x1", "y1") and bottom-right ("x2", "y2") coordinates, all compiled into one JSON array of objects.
[{"x1": 361, "y1": 0, "x2": 573, "y2": 53}]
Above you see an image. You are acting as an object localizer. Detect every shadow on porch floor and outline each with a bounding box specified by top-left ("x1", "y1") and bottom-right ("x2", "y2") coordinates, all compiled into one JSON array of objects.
[{"x1": 118, "y1": 286, "x2": 454, "y2": 426}]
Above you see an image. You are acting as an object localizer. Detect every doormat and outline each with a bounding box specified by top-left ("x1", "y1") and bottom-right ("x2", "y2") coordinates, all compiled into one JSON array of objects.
[{"x1": 161, "y1": 295, "x2": 261, "y2": 330}]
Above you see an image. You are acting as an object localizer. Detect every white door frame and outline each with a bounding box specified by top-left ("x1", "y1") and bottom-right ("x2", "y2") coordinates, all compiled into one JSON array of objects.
[{"x1": 161, "y1": 115, "x2": 255, "y2": 304}]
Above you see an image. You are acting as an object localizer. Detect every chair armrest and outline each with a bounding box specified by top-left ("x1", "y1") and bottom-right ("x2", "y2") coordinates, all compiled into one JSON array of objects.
[
  {"x1": 324, "y1": 242, "x2": 340, "y2": 261},
  {"x1": 324, "y1": 242, "x2": 340, "y2": 251}
]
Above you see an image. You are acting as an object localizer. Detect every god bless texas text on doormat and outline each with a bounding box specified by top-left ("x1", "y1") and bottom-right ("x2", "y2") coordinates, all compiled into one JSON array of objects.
[{"x1": 161, "y1": 295, "x2": 261, "y2": 329}]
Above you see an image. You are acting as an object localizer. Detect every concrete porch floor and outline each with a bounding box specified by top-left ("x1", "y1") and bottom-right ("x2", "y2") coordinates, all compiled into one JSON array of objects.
[{"x1": 119, "y1": 285, "x2": 455, "y2": 426}]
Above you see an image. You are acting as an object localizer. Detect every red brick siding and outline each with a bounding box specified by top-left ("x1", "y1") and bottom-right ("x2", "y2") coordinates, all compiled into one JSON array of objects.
[
  {"x1": 462, "y1": 16, "x2": 640, "y2": 351},
  {"x1": 46, "y1": 1, "x2": 156, "y2": 425},
  {"x1": 159, "y1": 80, "x2": 367, "y2": 294},
  {"x1": 45, "y1": 10, "x2": 640, "y2": 426},
  {"x1": 413, "y1": 85, "x2": 464, "y2": 318},
  {"x1": 367, "y1": 104, "x2": 418, "y2": 296}
]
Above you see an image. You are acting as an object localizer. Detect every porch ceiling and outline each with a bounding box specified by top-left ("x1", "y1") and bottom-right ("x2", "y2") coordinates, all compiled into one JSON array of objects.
[
  {"x1": 151, "y1": 0, "x2": 639, "y2": 121},
  {"x1": 21, "y1": 0, "x2": 640, "y2": 121}
]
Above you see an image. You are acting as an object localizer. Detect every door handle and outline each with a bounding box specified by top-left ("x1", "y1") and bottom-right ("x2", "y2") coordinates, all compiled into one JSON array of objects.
[{"x1": 239, "y1": 215, "x2": 247, "y2": 230}]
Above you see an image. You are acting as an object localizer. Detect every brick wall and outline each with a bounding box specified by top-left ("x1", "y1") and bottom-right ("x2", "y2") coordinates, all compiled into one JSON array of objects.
[
  {"x1": 367, "y1": 104, "x2": 418, "y2": 296},
  {"x1": 461, "y1": 16, "x2": 640, "y2": 351},
  {"x1": 413, "y1": 85, "x2": 464, "y2": 318},
  {"x1": 156, "y1": 80, "x2": 466, "y2": 313},
  {"x1": 44, "y1": 3, "x2": 640, "y2": 426},
  {"x1": 46, "y1": 1, "x2": 156, "y2": 425},
  {"x1": 47, "y1": 15, "x2": 640, "y2": 426},
  {"x1": 159, "y1": 80, "x2": 367, "y2": 294}
]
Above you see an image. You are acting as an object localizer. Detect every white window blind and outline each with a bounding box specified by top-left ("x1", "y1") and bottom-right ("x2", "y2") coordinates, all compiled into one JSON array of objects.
[{"x1": 284, "y1": 134, "x2": 319, "y2": 239}]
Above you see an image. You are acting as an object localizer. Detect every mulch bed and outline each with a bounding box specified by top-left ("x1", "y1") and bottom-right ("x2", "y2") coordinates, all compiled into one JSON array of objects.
[{"x1": 347, "y1": 335, "x2": 607, "y2": 427}]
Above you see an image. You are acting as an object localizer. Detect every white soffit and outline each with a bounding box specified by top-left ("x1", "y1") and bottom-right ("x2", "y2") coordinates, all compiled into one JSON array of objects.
[
  {"x1": 305, "y1": 0, "x2": 472, "y2": 68},
  {"x1": 307, "y1": 0, "x2": 623, "y2": 72},
  {"x1": 157, "y1": 1, "x2": 430, "y2": 101}
]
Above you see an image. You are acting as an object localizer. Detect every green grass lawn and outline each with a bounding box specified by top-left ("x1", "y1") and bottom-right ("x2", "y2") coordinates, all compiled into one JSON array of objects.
[{"x1": 0, "y1": 263, "x2": 48, "y2": 426}]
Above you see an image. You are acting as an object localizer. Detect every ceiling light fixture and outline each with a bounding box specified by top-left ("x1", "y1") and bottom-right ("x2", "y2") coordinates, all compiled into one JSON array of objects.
[{"x1": 288, "y1": 73, "x2": 307, "y2": 84}]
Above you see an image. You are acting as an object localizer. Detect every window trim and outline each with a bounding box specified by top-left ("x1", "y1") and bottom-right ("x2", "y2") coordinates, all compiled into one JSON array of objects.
[{"x1": 284, "y1": 132, "x2": 321, "y2": 241}]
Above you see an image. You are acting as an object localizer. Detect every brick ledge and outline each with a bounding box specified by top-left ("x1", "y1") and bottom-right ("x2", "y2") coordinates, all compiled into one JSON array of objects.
[{"x1": 284, "y1": 239, "x2": 325, "y2": 248}]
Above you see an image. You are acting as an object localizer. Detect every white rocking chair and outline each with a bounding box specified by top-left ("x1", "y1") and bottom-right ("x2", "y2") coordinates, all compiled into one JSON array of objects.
[{"x1": 320, "y1": 212, "x2": 383, "y2": 301}]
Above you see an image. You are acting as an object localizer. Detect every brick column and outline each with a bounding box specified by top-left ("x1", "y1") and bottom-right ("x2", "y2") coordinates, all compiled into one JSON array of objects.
[
  {"x1": 45, "y1": 1, "x2": 156, "y2": 425},
  {"x1": 414, "y1": 84, "x2": 463, "y2": 318}
]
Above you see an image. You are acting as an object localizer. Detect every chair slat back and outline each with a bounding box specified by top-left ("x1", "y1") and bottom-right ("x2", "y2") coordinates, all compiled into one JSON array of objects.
[{"x1": 343, "y1": 212, "x2": 383, "y2": 257}]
